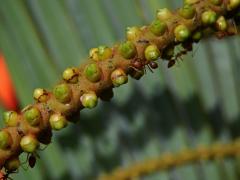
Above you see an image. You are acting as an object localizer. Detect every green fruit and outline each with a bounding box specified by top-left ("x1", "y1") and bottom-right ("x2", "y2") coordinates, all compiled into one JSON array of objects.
[
  {"x1": 33, "y1": 88, "x2": 48, "y2": 102},
  {"x1": 62, "y1": 67, "x2": 79, "y2": 83},
  {"x1": 80, "y1": 92, "x2": 98, "y2": 109},
  {"x1": 98, "y1": 46, "x2": 113, "y2": 61},
  {"x1": 0, "y1": 130, "x2": 11, "y2": 149},
  {"x1": 215, "y1": 16, "x2": 228, "y2": 31},
  {"x1": 227, "y1": 0, "x2": 240, "y2": 10},
  {"x1": 126, "y1": 27, "x2": 141, "y2": 41},
  {"x1": 150, "y1": 19, "x2": 167, "y2": 36},
  {"x1": 174, "y1": 24, "x2": 191, "y2": 42},
  {"x1": 24, "y1": 107, "x2": 41, "y2": 126},
  {"x1": 20, "y1": 135, "x2": 39, "y2": 153},
  {"x1": 49, "y1": 114, "x2": 68, "y2": 131},
  {"x1": 111, "y1": 68, "x2": 128, "y2": 87},
  {"x1": 201, "y1": 10, "x2": 217, "y2": 25},
  {"x1": 53, "y1": 84, "x2": 72, "y2": 103},
  {"x1": 179, "y1": 4, "x2": 196, "y2": 19},
  {"x1": 84, "y1": 63, "x2": 101, "y2": 83},
  {"x1": 119, "y1": 41, "x2": 137, "y2": 59},
  {"x1": 3, "y1": 111, "x2": 18, "y2": 127},
  {"x1": 144, "y1": 45, "x2": 161, "y2": 61}
]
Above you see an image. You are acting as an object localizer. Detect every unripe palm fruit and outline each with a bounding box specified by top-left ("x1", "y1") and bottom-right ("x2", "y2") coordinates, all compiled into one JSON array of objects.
[
  {"x1": 80, "y1": 92, "x2": 98, "y2": 109},
  {"x1": 119, "y1": 41, "x2": 137, "y2": 59},
  {"x1": 156, "y1": 8, "x2": 172, "y2": 21},
  {"x1": 210, "y1": 0, "x2": 222, "y2": 5},
  {"x1": 23, "y1": 107, "x2": 41, "y2": 126},
  {"x1": 62, "y1": 67, "x2": 79, "y2": 83},
  {"x1": 20, "y1": 135, "x2": 39, "y2": 153},
  {"x1": 49, "y1": 114, "x2": 68, "y2": 131},
  {"x1": 0, "y1": 130, "x2": 11, "y2": 149},
  {"x1": 215, "y1": 16, "x2": 228, "y2": 31},
  {"x1": 3, "y1": 111, "x2": 18, "y2": 127},
  {"x1": 174, "y1": 24, "x2": 191, "y2": 42},
  {"x1": 53, "y1": 83, "x2": 72, "y2": 103},
  {"x1": 227, "y1": 0, "x2": 240, "y2": 10},
  {"x1": 126, "y1": 27, "x2": 141, "y2": 41},
  {"x1": 178, "y1": 4, "x2": 196, "y2": 19},
  {"x1": 201, "y1": 10, "x2": 218, "y2": 25},
  {"x1": 98, "y1": 46, "x2": 113, "y2": 61},
  {"x1": 150, "y1": 19, "x2": 167, "y2": 36},
  {"x1": 33, "y1": 88, "x2": 49, "y2": 102},
  {"x1": 144, "y1": 45, "x2": 161, "y2": 61},
  {"x1": 111, "y1": 68, "x2": 128, "y2": 87},
  {"x1": 89, "y1": 48, "x2": 99, "y2": 61},
  {"x1": 4, "y1": 157, "x2": 20, "y2": 171},
  {"x1": 84, "y1": 63, "x2": 101, "y2": 82}
]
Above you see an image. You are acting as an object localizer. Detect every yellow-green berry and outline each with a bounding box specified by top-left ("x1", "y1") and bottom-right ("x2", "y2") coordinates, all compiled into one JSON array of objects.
[
  {"x1": 179, "y1": 4, "x2": 196, "y2": 19},
  {"x1": 174, "y1": 24, "x2": 191, "y2": 42},
  {"x1": 119, "y1": 41, "x2": 137, "y2": 59},
  {"x1": 4, "y1": 157, "x2": 20, "y2": 171},
  {"x1": 201, "y1": 10, "x2": 218, "y2": 25},
  {"x1": 23, "y1": 107, "x2": 41, "y2": 126},
  {"x1": 0, "y1": 130, "x2": 11, "y2": 149},
  {"x1": 150, "y1": 19, "x2": 167, "y2": 36},
  {"x1": 53, "y1": 84, "x2": 72, "y2": 104},
  {"x1": 126, "y1": 27, "x2": 141, "y2": 41},
  {"x1": 98, "y1": 46, "x2": 113, "y2": 61},
  {"x1": 156, "y1": 8, "x2": 172, "y2": 21},
  {"x1": 215, "y1": 16, "x2": 228, "y2": 31},
  {"x1": 144, "y1": 45, "x2": 161, "y2": 61},
  {"x1": 3, "y1": 111, "x2": 18, "y2": 127},
  {"x1": 89, "y1": 48, "x2": 99, "y2": 61},
  {"x1": 49, "y1": 114, "x2": 68, "y2": 131},
  {"x1": 80, "y1": 92, "x2": 98, "y2": 109},
  {"x1": 62, "y1": 67, "x2": 79, "y2": 83},
  {"x1": 192, "y1": 30, "x2": 203, "y2": 42},
  {"x1": 33, "y1": 88, "x2": 48, "y2": 102},
  {"x1": 210, "y1": 0, "x2": 222, "y2": 5},
  {"x1": 227, "y1": 0, "x2": 240, "y2": 10},
  {"x1": 20, "y1": 135, "x2": 39, "y2": 153},
  {"x1": 84, "y1": 63, "x2": 101, "y2": 83},
  {"x1": 111, "y1": 68, "x2": 128, "y2": 87}
]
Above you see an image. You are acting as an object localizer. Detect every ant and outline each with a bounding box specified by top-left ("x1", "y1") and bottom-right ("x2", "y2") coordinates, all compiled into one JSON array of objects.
[{"x1": 131, "y1": 58, "x2": 158, "y2": 74}]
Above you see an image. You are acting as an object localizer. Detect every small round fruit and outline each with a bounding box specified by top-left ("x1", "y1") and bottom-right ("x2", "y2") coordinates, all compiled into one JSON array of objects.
[
  {"x1": 178, "y1": 4, "x2": 196, "y2": 19},
  {"x1": 49, "y1": 114, "x2": 68, "y2": 131},
  {"x1": 156, "y1": 8, "x2": 172, "y2": 21},
  {"x1": 23, "y1": 107, "x2": 41, "y2": 126},
  {"x1": 84, "y1": 63, "x2": 101, "y2": 83},
  {"x1": 150, "y1": 19, "x2": 167, "y2": 36},
  {"x1": 3, "y1": 111, "x2": 18, "y2": 127},
  {"x1": 201, "y1": 10, "x2": 217, "y2": 25},
  {"x1": 20, "y1": 135, "x2": 39, "y2": 153},
  {"x1": 33, "y1": 88, "x2": 48, "y2": 102},
  {"x1": 111, "y1": 68, "x2": 128, "y2": 87},
  {"x1": 53, "y1": 84, "x2": 72, "y2": 104},
  {"x1": 119, "y1": 41, "x2": 137, "y2": 59},
  {"x1": 98, "y1": 46, "x2": 113, "y2": 61},
  {"x1": 62, "y1": 67, "x2": 79, "y2": 83},
  {"x1": 0, "y1": 130, "x2": 11, "y2": 149},
  {"x1": 126, "y1": 27, "x2": 141, "y2": 41},
  {"x1": 144, "y1": 45, "x2": 161, "y2": 61},
  {"x1": 174, "y1": 24, "x2": 191, "y2": 42},
  {"x1": 80, "y1": 92, "x2": 98, "y2": 109}
]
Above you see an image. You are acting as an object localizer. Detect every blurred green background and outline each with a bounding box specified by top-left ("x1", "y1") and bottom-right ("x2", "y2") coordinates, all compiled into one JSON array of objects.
[{"x1": 0, "y1": 0, "x2": 240, "y2": 179}]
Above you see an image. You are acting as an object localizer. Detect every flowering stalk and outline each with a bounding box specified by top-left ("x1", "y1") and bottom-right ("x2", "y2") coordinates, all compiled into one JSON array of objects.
[{"x1": 0, "y1": 0, "x2": 240, "y2": 176}]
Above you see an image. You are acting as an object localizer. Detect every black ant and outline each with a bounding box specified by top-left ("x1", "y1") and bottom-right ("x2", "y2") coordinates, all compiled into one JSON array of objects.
[{"x1": 131, "y1": 58, "x2": 158, "y2": 73}]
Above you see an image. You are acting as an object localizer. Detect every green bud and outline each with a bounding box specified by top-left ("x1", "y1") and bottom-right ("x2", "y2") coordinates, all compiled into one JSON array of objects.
[
  {"x1": 49, "y1": 114, "x2": 68, "y2": 131},
  {"x1": 24, "y1": 107, "x2": 41, "y2": 126},
  {"x1": 3, "y1": 111, "x2": 18, "y2": 127},
  {"x1": 215, "y1": 16, "x2": 228, "y2": 31},
  {"x1": 89, "y1": 48, "x2": 99, "y2": 61},
  {"x1": 111, "y1": 68, "x2": 128, "y2": 87},
  {"x1": 20, "y1": 135, "x2": 39, "y2": 153},
  {"x1": 62, "y1": 67, "x2": 79, "y2": 83},
  {"x1": 201, "y1": 10, "x2": 218, "y2": 25},
  {"x1": 210, "y1": 0, "x2": 222, "y2": 5},
  {"x1": 84, "y1": 63, "x2": 101, "y2": 82},
  {"x1": 179, "y1": 4, "x2": 196, "y2": 19},
  {"x1": 126, "y1": 27, "x2": 141, "y2": 41},
  {"x1": 53, "y1": 84, "x2": 72, "y2": 103},
  {"x1": 144, "y1": 45, "x2": 161, "y2": 61},
  {"x1": 156, "y1": 8, "x2": 172, "y2": 21},
  {"x1": 4, "y1": 157, "x2": 20, "y2": 171},
  {"x1": 0, "y1": 130, "x2": 11, "y2": 149},
  {"x1": 33, "y1": 88, "x2": 49, "y2": 102},
  {"x1": 174, "y1": 24, "x2": 191, "y2": 42},
  {"x1": 150, "y1": 19, "x2": 167, "y2": 36},
  {"x1": 192, "y1": 30, "x2": 203, "y2": 42},
  {"x1": 80, "y1": 92, "x2": 98, "y2": 109},
  {"x1": 98, "y1": 46, "x2": 113, "y2": 61},
  {"x1": 119, "y1": 41, "x2": 137, "y2": 59},
  {"x1": 227, "y1": 0, "x2": 240, "y2": 10}
]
